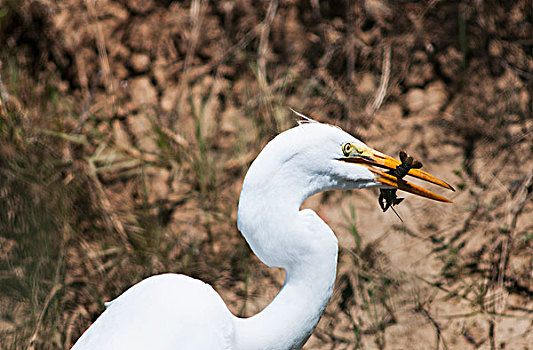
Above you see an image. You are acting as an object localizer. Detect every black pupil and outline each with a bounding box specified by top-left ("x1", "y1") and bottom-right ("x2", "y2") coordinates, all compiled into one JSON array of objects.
[{"x1": 344, "y1": 144, "x2": 351, "y2": 154}]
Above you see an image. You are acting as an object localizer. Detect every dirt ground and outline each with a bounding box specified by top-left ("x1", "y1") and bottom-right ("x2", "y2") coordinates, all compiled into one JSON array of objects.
[{"x1": 0, "y1": 0, "x2": 532, "y2": 349}]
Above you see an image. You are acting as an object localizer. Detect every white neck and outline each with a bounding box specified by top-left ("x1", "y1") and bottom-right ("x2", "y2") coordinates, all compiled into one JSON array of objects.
[
  {"x1": 234, "y1": 158, "x2": 339, "y2": 350},
  {"x1": 234, "y1": 237, "x2": 337, "y2": 350}
]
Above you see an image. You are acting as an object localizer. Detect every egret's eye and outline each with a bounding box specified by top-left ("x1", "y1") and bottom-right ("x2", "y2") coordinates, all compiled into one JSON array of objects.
[
  {"x1": 342, "y1": 142, "x2": 366, "y2": 156},
  {"x1": 342, "y1": 143, "x2": 353, "y2": 156}
]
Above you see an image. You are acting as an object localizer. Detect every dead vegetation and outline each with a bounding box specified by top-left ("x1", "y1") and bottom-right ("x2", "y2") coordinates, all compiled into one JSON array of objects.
[{"x1": 0, "y1": 0, "x2": 532, "y2": 349}]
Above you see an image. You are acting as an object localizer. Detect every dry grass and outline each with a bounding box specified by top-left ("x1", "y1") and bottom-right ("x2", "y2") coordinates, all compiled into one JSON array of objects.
[{"x1": 0, "y1": 1, "x2": 532, "y2": 349}]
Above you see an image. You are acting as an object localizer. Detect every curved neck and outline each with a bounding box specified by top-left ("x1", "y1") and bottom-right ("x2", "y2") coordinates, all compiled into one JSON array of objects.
[
  {"x1": 234, "y1": 242, "x2": 337, "y2": 350},
  {"x1": 235, "y1": 171, "x2": 339, "y2": 349}
]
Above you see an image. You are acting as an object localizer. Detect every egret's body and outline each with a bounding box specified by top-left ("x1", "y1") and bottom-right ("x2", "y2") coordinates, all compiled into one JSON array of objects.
[
  {"x1": 73, "y1": 122, "x2": 452, "y2": 350},
  {"x1": 74, "y1": 274, "x2": 234, "y2": 349}
]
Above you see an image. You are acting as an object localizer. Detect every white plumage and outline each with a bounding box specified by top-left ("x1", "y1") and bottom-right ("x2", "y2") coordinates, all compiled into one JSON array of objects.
[{"x1": 74, "y1": 274, "x2": 234, "y2": 349}]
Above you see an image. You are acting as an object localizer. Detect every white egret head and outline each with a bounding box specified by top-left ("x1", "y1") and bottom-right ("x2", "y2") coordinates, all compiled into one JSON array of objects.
[
  {"x1": 237, "y1": 121, "x2": 452, "y2": 269},
  {"x1": 240, "y1": 123, "x2": 375, "y2": 198},
  {"x1": 240, "y1": 121, "x2": 452, "y2": 202}
]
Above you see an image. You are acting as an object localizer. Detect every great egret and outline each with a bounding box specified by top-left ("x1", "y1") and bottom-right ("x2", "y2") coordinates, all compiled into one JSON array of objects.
[{"x1": 72, "y1": 120, "x2": 453, "y2": 350}]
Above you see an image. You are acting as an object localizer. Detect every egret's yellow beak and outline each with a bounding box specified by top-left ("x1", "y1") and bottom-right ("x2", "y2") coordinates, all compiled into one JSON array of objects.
[{"x1": 340, "y1": 143, "x2": 454, "y2": 203}]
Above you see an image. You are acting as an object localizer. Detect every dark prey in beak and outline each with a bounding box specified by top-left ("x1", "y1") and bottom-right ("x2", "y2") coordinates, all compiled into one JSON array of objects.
[{"x1": 378, "y1": 151, "x2": 423, "y2": 214}]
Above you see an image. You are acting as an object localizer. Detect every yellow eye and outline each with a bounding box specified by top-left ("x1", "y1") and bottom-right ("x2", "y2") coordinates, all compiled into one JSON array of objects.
[
  {"x1": 343, "y1": 142, "x2": 366, "y2": 156},
  {"x1": 342, "y1": 143, "x2": 353, "y2": 156}
]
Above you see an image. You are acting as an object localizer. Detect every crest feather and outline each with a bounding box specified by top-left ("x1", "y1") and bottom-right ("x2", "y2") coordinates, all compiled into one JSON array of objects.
[{"x1": 289, "y1": 108, "x2": 318, "y2": 125}]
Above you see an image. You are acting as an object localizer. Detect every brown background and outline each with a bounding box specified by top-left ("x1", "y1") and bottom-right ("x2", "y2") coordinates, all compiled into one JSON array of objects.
[{"x1": 0, "y1": 0, "x2": 531, "y2": 349}]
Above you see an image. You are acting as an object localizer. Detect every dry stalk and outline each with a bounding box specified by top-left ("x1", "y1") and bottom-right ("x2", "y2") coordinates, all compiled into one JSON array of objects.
[
  {"x1": 495, "y1": 167, "x2": 533, "y2": 313},
  {"x1": 184, "y1": 0, "x2": 203, "y2": 72},
  {"x1": 416, "y1": 0, "x2": 443, "y2": 20},
  {"x1": 87, "y1": 159, "x2": 133, "y2": 252},
  {"x1": 27, "y1": 284, "x2": 63, "y2": 350},
  {"x1": 257, "y1": 0, "x2": 278, "y2": 80},
  {"x1": 64, "y1": 306, "x2": 85, "y2": 349},
  {"x1": 256, "y1": 0, "x2": 279, "y2": 130},
  {"x1": 86, "y1": 0, "x2": 115, "y2": 98},
  {"x1": 366, "y1": 43, "x2": 391, "y2": 119},
  {"x1": 160, "y1": 126, "x2": 190, "y2": 148},
  {"x1": 74, "y1": 76, "x2": 97, "y2": 134},
  {"x1": 173, "y1": 0, "x2": 205, "y2": 118},
  {"x1": 175, "y1": 0, "x2": 281, "y2": 118},
  {"x1": 114, "y1": 142, "x2": 159, "y2": 164}
]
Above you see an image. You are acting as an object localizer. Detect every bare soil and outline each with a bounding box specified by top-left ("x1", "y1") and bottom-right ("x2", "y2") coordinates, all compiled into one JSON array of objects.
[{"x1": 0, "y1": 0, "x2": 532, "y2": 349}]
